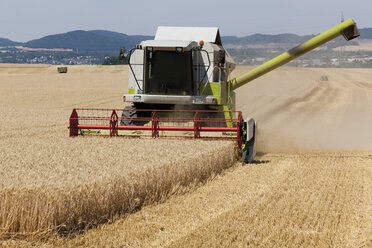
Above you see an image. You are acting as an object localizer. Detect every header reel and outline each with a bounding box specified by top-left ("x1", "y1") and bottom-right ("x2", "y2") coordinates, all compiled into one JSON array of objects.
[{"x1": 69, "y1": 108, "x2": 256, "y2": 163}]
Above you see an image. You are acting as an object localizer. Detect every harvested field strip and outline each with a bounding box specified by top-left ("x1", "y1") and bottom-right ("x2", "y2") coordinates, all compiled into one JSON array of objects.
[
  {"x1": 0, "y1": 139, "x2": 236, "y2": 238},
  {"x1": 169, "y1": 153, "x2": 372, "y2": 247},
  {"x1": 51, "y1": 153, "x2": 372, "y2": 248}
]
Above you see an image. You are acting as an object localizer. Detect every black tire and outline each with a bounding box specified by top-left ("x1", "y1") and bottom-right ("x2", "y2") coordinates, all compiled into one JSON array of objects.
[
  {"x1": 120, "y1": 106, "x2": 138, "y2": 125},
  {"x1": 242, "y1": 122, "x2": 256, "y2": 165}
]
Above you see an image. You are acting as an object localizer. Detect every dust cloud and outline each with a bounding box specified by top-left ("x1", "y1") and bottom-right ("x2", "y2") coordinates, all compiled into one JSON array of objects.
[{"x1": 234, "y1": 67, "x2": 372, "y2": 152}]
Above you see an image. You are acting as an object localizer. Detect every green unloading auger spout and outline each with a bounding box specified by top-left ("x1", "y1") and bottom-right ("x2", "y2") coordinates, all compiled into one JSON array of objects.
[{"x1": 229, "y1": 19, "x2": 360, "y2": 90}]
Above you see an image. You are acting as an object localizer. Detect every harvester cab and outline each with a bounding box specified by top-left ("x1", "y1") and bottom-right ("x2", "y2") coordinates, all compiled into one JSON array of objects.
[
  {"x1": 70, "y1": 19, "x2": 359, "y2": 164},
  {"x1": 124, "y1": 27, "x2": 236, "y2": 108}
]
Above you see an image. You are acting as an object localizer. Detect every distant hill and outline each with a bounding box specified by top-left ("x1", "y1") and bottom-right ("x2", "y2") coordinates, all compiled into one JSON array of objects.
[
  {"x1": 222, "y1": 33, "x2": 314, "y2": 46},
  {"x1": 24, "y1": 30, "x2": 153, "y2": 51},
  {"x1": 90, "y1": 30, "x2": 152, "y2": 41},
  {"x1": 222, "y1": 29, "x2": 372, "y2": 48},
  {"x1": 0, "y1": 28, "x2": 371, "y2": 51},
  {"x1": 0, "y1": 38, "x2": 20, "y2": 46},
  {"x1": 359, "y1": 28, "x2": 372, "y2": 39}
]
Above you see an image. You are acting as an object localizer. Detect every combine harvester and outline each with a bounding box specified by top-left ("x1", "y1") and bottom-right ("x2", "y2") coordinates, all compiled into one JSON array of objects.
[{"x1": 69, "y1": 19, "x2": 359, "y2": 163}]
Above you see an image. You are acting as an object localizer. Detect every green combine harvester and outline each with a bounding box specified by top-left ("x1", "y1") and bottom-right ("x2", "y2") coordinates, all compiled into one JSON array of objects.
[{"x1": 70, "y1": 19, "x2": 360, "y2": 164}]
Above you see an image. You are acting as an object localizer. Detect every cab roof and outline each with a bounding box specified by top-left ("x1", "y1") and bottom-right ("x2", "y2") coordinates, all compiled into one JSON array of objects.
[
  {"x1": 155, "y1": 26, "x2": 222, "y2": 45},
  {"x1": 140, "y1": 40, "x2": 198, "y2": 51}
]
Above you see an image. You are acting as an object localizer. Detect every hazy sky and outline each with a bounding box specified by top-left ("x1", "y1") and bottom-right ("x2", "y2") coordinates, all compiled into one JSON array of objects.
[{"x1": 0, "y1": 0, "x2": 370, "y2": 42}]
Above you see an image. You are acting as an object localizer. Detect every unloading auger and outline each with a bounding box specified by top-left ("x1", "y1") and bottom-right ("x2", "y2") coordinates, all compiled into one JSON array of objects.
[{"x1": 70, "y1": 19, "x2": 359, "y2": 164}]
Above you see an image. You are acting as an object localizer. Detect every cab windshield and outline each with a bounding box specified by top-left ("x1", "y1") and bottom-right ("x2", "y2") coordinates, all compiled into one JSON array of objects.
[{"x1": 144, "y1": 50, "x2": 193, "y2": 95}]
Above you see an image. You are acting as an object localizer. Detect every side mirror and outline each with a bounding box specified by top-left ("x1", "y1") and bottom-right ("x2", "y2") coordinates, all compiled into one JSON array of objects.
[
  {"x1": 119, "y1": 47, "x2": 126, "y2": 59},
  {"x1": 218, "y1": 50, "x2": 225, "y2": 67}
]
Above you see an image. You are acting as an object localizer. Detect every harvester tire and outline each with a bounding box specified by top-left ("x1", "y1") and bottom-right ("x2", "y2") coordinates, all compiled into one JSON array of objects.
[
  {"x1": 242, "y1": 120, "x2": 257, "y2": 165},
  {"x1": 120, "y1": 106, "x2": 137, "y2": 126}
]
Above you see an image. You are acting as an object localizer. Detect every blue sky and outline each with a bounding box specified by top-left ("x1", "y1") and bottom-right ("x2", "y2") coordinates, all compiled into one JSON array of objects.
[{"x1": 0, "y1": 0, "x2": 370, "y2": 42}]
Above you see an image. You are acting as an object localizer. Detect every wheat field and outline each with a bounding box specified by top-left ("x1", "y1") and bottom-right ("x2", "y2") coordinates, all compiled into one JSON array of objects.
[
  {"x1": 0, "y1": 64, "x2": 371, "y2": 247},
  {"x1": 0, "y1": 64, "x2": 236, "y2": 239},
  {"x1": 0, "y1": 138, "x2": 236, "y2": 237}
]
